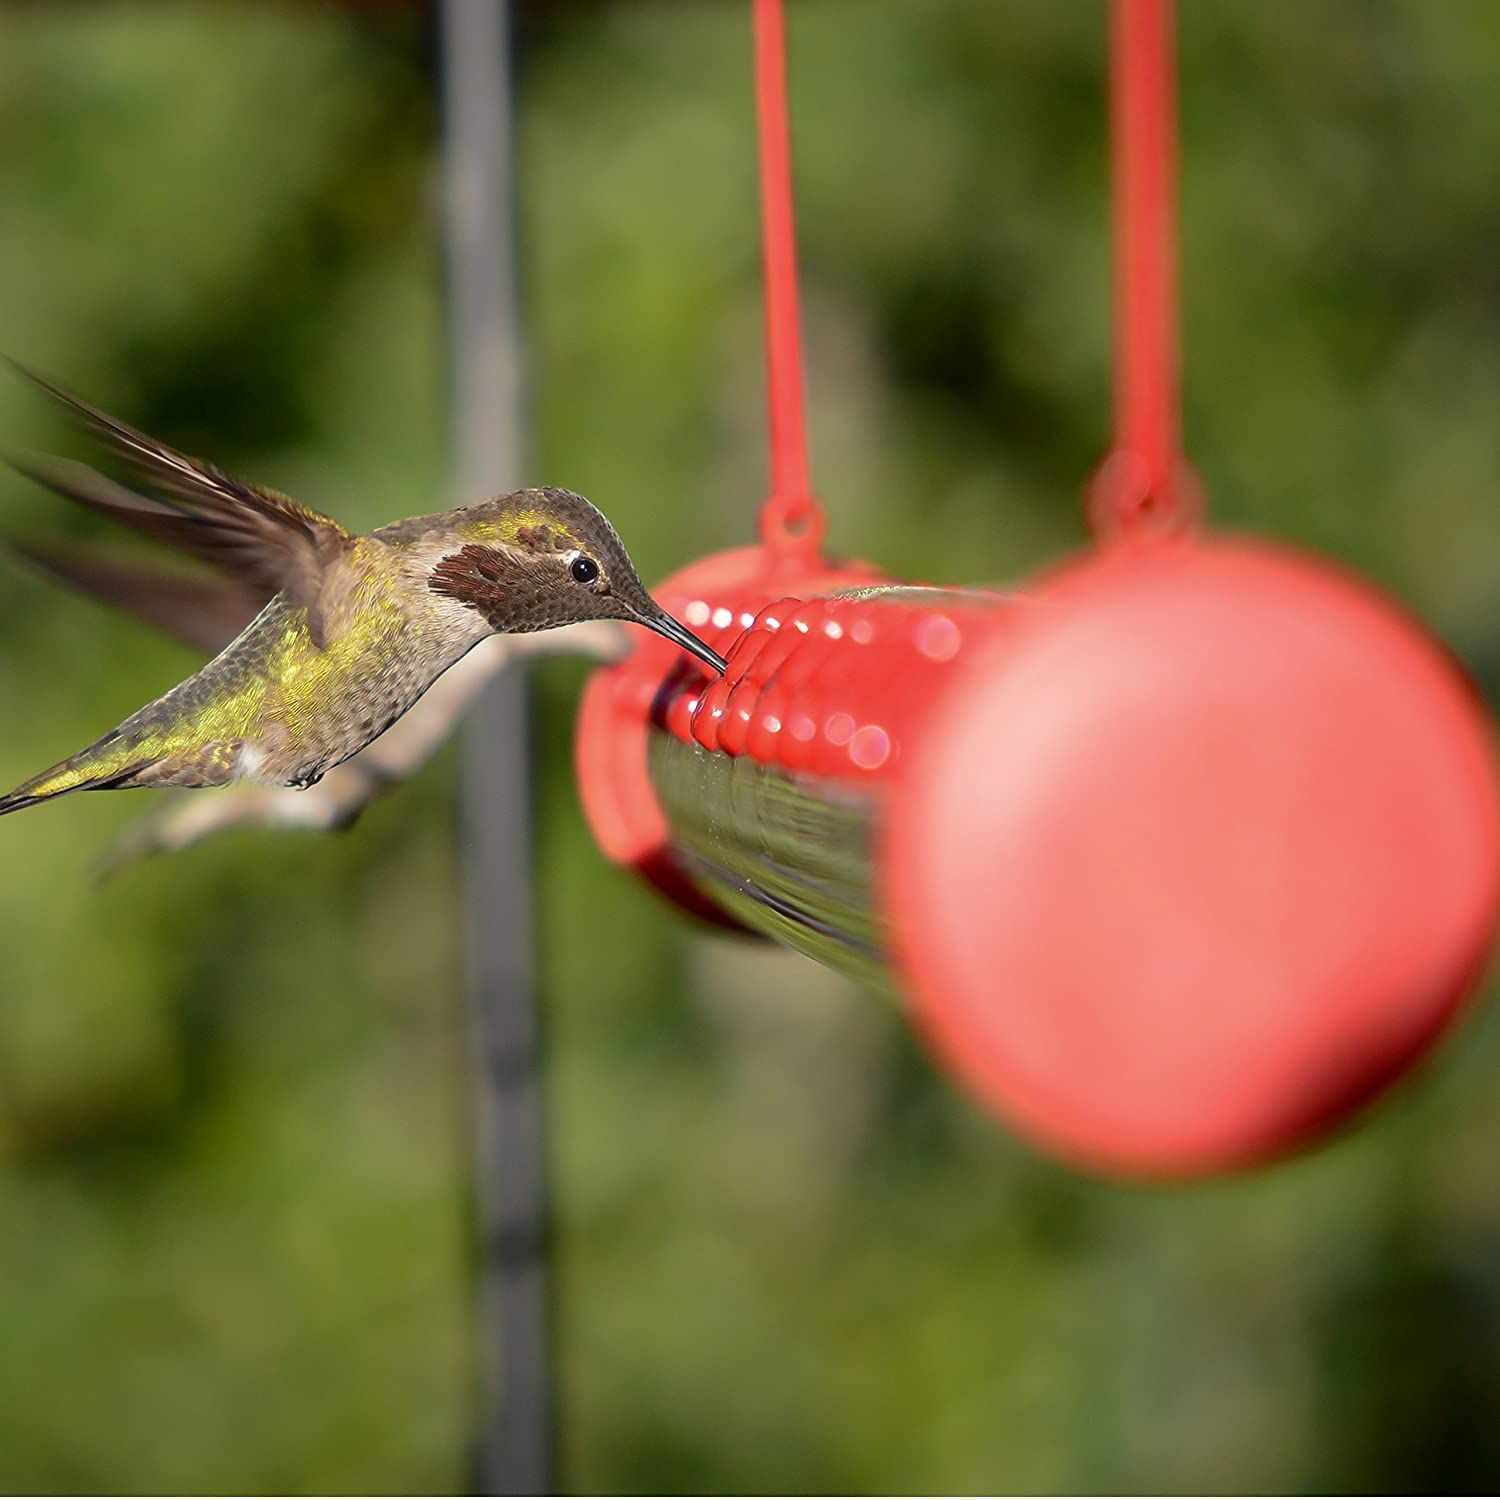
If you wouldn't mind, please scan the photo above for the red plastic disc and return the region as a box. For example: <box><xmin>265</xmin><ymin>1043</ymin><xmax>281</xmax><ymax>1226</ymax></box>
<box><xmin>885</xmin><ymin>539</ymin><xmax>1500</xmax><ymax>1176</ymax></box>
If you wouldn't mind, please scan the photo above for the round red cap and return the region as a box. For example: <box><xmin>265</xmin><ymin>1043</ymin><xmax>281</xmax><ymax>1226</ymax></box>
<box><xmin>885</xmin><ymin>539</ymin><xmax>1500</xmax><ymax>1175</ymax></box>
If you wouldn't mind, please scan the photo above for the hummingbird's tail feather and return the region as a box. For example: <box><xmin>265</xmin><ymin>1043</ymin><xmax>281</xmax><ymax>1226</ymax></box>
<box><xmin>0</xmin><ymin>756</ymin><xmax>164</xmax><ymax>817</ymax></box>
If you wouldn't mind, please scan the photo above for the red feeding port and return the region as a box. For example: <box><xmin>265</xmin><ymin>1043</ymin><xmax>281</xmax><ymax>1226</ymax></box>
<box><xmin>574</xmin><ymin>543</ymin><xmax>884</xmax><ymax>923</ymax></box>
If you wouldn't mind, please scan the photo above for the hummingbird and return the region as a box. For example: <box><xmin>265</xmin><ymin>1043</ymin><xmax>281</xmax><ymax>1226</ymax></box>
<box><xmin>0</xmin><ymin>364</ymin><xmax>725</xmax><ymax>817</ymax></box>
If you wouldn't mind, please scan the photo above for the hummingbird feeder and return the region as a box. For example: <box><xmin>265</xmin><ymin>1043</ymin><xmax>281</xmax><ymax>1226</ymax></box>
<box><xmin>575</xmin><ymin>0</ymin><xmax>1500</xmax><ymax>1176</ymax></box>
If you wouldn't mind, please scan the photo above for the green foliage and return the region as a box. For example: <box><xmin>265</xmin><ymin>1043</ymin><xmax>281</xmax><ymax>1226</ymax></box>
<box><xmin>0</xmin><ymin>0</ymin><xmax>1496</xmax><ymax>1491</ymax></box>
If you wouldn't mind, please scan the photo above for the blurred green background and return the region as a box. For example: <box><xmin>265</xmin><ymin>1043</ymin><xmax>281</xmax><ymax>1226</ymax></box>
<box><xmin>0</xmin><ymin>0</ymin><xmax>1498</xmax><ymax>1491</ymax></box>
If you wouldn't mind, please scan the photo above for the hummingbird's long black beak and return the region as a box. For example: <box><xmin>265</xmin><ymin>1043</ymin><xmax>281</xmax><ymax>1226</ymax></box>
<box><xmin>643</xmin><ymin>610</ymin><xmax>727</xmax><ymax>674</ymax></box>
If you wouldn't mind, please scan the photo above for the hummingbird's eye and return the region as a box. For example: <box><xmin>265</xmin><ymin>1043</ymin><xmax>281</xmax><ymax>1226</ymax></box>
<box><xmin>570</xmin><ymin>555</ymin><xmax>600</xmax><ymax>585</ymax></box>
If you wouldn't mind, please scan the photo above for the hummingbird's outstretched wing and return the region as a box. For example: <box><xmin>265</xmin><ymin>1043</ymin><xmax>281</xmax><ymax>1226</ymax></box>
<box><xmin>5</xmin><ymin>538</ymin><xmax>266</xmax><ymax>656</ymax></box>
<box><xmin>9</xmin><ymin>454</ymin><xmax>225</xmax><ymax>556</ymax></box>
<box><xmin>7</xmin><ymin>360</ymin><xmax>352</xmax><ymax>645</ymax></box>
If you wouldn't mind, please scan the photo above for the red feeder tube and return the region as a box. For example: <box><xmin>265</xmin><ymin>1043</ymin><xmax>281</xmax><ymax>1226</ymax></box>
<box><xmin>574</xmin><ymin>0</ymin><xmax>1500</xmax><ymax>1176</ymax></box>
<box><xmin>577</xmin><ymin>544</ymin><xmax>1500</xmax><ymax>1175</ymax></box>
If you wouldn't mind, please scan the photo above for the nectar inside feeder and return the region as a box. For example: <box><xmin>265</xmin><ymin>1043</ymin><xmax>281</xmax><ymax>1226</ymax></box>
<box><xmin>574</xmin><ymin>0</ymin><xmax>1500</xmax><ymax>1176</ymax></box>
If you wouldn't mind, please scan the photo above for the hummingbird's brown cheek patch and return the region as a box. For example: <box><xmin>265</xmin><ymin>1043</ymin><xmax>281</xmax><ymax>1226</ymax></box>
<box><xmin>429</xmin><ymin>543</ymin><xmax>525</xmax><ymax>618</ymax></box>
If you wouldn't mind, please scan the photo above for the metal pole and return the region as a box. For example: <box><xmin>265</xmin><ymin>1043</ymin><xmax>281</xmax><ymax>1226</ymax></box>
<box><xmin>437</xmin><ymin>1</ymin><xmax>552</xmax><ymax>1492</ymax></box>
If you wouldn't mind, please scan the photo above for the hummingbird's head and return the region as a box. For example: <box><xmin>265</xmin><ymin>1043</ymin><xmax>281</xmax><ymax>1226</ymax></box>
<box><xmin>427</xmin><ymin>487</ymin><xmax>725</xmax><ymax>672</ymax></box>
